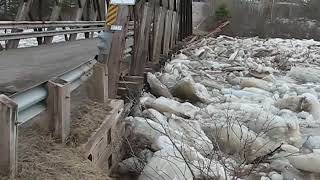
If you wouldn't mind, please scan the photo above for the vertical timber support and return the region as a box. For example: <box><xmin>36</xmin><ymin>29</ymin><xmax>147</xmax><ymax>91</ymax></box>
<box><xmin>162</xmin><ymin>7</ymin><xmax>173</xmax><ymax>55</ymax></box>
<box><xmin>0</xmin><ymin>95</ymin><xmax>18</xmax><ymax>178</ymax></box>
<box><xmin>6</xmin><ymin>0</ymin><xmax>34</xmax><ymax>49</ymax></box>
<box><xmin>87</xmin><ymin>61</ymin><xmax>108</xmax><ymax>103</ymax></box>
<box><xmin>69</xmin><ymin>0</ymin><xmax>88</xmax><ymax>41</ymax></box>
<box><xmin>151</xmin><ymin>6</ymin><xmax>165</xmax><ymax>62</ymax></box>
<box><xmin>44</xmin><ymin>0</ymin><xmax>62</xmax><ymax>44</ymax></box>
<box><xmin>47</xmin><ymin>79</ymin><xmax>71</xmax><ymax>143</ymax></box>
<box><xmin>107</xmin><ymin>6</ymin><xmax>129</xmax><ymax>98</ymax></box>
<box><xmin>129</xmin><ymin>2</ymin><xmax>152</xmax><ymax>76</ymax></box>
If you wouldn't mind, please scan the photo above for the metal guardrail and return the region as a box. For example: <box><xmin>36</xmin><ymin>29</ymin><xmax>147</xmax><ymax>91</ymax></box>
<box><xmin>0</xmin><ymin>27</ymin><xmax>104</xmax><ymax>41</ymax></box>
<box><xmin>10</xmin><ymin>59</ymin><xmax>97</xmax><ymax>125</ymax></box>
<box><xmin>0</xmin><ymin>21</ymin><xmax>105</xmax><ymax>29</ymax></box>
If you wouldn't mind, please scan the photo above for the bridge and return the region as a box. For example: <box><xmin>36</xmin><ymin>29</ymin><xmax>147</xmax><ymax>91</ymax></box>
<box><xmin>0</xmin><ymin>0</ymin><xmax>193</xmax><ymax>178</ymax></box>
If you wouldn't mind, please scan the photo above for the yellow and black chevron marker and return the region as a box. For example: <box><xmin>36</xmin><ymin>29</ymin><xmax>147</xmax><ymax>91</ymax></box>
<box><xmin>106</xmin><ymin>4</ymin><xmax>119</xmax><ymax>25</ymax></box>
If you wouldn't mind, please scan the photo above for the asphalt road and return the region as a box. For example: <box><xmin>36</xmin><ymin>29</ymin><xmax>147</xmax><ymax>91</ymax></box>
<box><xmin>0</xmin><ymin>38</ymin><xmax>99</xmax><ymax>93</ymax></box>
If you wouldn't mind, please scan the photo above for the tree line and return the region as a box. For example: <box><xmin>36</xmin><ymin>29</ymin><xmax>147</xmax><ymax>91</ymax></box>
<box><xmin>0</xmin><ymin>0</ymin><xmax>79</xmax><ymax>20</ymax></box>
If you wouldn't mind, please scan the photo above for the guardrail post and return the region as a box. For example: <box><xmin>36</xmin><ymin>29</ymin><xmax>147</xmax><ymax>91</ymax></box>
<box><xmin>47</xmin><ymin>79</ymin><xmax>71</xmax><ymax>143</ymax></box>
<box><xmin>87</xmin><ymin>61</ymin><xmax>108</xmax><ymax>103</ymax></box>
<box><xmin>0</xmin><ymin>95</ymin><xmax>18</xmax><ymax>178</ymax></box>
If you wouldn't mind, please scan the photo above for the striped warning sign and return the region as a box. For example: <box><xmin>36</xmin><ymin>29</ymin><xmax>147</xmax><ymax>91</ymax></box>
<box><xmin>106</xmin><ymin>4</ymin><xmax>119</xmax><ymax>25</ymax></box>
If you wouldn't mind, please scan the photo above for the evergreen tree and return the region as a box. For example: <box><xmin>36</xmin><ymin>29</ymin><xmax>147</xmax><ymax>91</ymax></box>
<box><xmin>215</xmin><ymin>3</ymin><xmax>231</xmax><ymax>21</ymax></box>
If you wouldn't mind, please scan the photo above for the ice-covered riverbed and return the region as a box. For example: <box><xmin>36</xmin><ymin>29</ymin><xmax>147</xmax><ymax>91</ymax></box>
<box><xmin>119</xmin><ymin>36</ymin><xmax>320</xmax><ymax>180</ymax></box>
<box><xmin>0</xmin><ymin>29</ymin><xmax>98</xmax><ymax>49</ymax></box>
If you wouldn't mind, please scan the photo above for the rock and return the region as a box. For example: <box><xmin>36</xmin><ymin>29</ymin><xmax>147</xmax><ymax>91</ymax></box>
<box><xmin>128</xmin><ymin>117</ymin><xmax>167</xmax><ymax>143</ymax></box>
<box><xmin>168</xmin><ymin>115</ymin><xmax>213</xmax><ymax>156</ymax></box>
<box><xmin>159</xmin><ymin>73</ymin><xmax>178</xmax><ymax>90</ymax></box>
<box><xmin>300</xmin><ymin>93</ymin><xmax>320</xmax><ymax>121</ymax></box>
<box><xmin>146</xmin><ymin>96</ymin><xmax>200</xmax><ymax>119</ymax></box>
<box><xmin>240</xmin><ymin>78</ymin><xmax>272</xmax><ymax>91</ymax></box>
<box><xmin>274</xmin><ymin>96</ymin><xmax>303</xmax><ymax>112</ymax></box>
<box><xmin>138</xmin><ymin>148</ymin><xmax>193</xmax><ymax>180</ymax></box>
<box><xmin>303</xmin><ymin>136</ymin><xmax>320</xmax><ymax>149</ymax></box>
<box><xmin>288</xmin><ymin>153</ymin><xmax>320</xmax><ymax>173</ymax></box>
<box><xmin>142</xmin><ymin>108</ymin><xmax>168</xmax><ymax>125</ymax></box>
<box><xmin>118</xmin><ymin>157</ymin><xmax>145</xmax><ymax>174</ymax></box>
<box><xmin>118</xmin><ymin>150</ymin><xmax>153</xmax><ymax>175</ymax></box>
<box><xmin>147</xmin><ymin>72</ymin><xmax>173</xmax><ymax>98</ymax></box>
<box><xmin>171</xmin><ymin>76</ymin><xmax>212</xmax><ymax>103</ymax></box>
<box><xmin>289</xmin><ymin>67</ymin><xmax>320</xmax><ymax>83</ymax></box>
<box><xmin>203</xmin><ymin>123</ymin><xmax>277</xmax><ymax>162</ymax></box>
<box><xmin>268</xmin><ymin>171</ymin><xmax>283</xmax><ymax>180</ymax></box>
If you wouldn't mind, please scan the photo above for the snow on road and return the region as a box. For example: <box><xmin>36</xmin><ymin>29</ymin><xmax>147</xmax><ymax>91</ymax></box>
<box><xmin>0</xmin><ymin>28</ymin><xmax>98</xmax><ymax>49</ymax></box>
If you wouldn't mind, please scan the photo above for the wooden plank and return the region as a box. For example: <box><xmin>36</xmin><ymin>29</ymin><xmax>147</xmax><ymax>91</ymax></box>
<box><xmin>187</xmin><ymin>0</ymin><xmax>193</xmax><ymax>36</ymax></box>
<box><xmin>44</xmin><ymin>3</ymin><xmax>62</xmax><ymax>44</ymax></box>
<box><xmin>87</xmin><ymin>62</ymin><xmax>108</xmax><ymax>103</ymax></box>
<box><xmin>83</xmin><ymin>99</ymin><xmax>124</xmax><ymax>174</ymax></box>
<box><xmin>169</xmin><ymin>0</ymin><xmax>174</xmax><ymax>10</ymax></box>
<box><xmin>107</xmin><ymin>6</ymin><xmax>129</xmax><ymax>98</ymax></box>
<box><xmin>0</xmin><ymin>95</ymin><xmax>18</xmax><ymax>178</ymax></box>
<box><xmin>47</xmin><ymin>79</ymin><xmax>71</xmax><ymax>143</ymax></box>
<box><xmin>69</xmin><ymin>0</ymin><xmax>88</xmax><ymax>41</ymax></box>
<box><xmin>6</xmin><ymin>0</ymin><xmax>34</xmax><ymax>49</ymax></box>
<box><xmin>129</xmin><ymin>3</ymin><xmax>151</xmax><ymax>76</ymax></box>
<box><xmin>162</xmin><ymin>10</ymin><xmax>173</xmax><ymax>55</ymax></box>
<box><xmin>162</xmin><ymin>0</ymin><xmax>169</xmax><ymax>9</ymax></box>
<box><xmin>143</xmin><ymin>4</ymin><xmax>154</xmax><ymax>65</ymax></box>
<box><xmin>152</xmin><ymin>7</ymin><xmax>165</xmax><ymax>62</ymax></box>
<box><xmin>170</xmin><ymin>11</ymin><xmax>177</xmax><ymax>48</ymax></box>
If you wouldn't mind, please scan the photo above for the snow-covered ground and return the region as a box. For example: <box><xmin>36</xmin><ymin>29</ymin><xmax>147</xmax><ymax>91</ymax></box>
<box><xmin>120</xmin><ymin>36</ymin><xmax>320</xmax><ymax>180</ymax></box>
<box><xmin>0</xmin><ymin>28</ymin><xmax>98</xmax><ymax>49</ymax></box>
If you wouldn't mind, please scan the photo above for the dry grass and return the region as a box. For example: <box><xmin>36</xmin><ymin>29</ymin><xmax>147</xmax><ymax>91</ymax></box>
<box><xmin>0</xmin><ymin>100</ymin><xmax>113</xmax><ymax>180</ymax></box>
<box><xmin>68</xmin><ymin>100</ymin><xmax>112</xmax><ymax>146</ymax></box>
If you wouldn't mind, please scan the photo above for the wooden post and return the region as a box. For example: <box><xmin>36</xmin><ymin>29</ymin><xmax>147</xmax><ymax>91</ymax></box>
<box><xmin>162</xmin><ymin>10</ymin><xmax>173</xmax><ymax>55</ymax></box>
<box><xmin>170</xmin><ymin>11</ymin><xmax>177</xmax><ymax>48</ymax></box>
<box><xmin>44</xmin><ymin>1</ymin><xmax>62</xmax><ymax>44</ymax></box>
<box><xmin>106</xmin><ymin>6</ymin><xmax>129</xmax><ymax>98</ymax></box>
<box><xmin>0</xmin><ymin>95</ymin><xmax>18</xmax><ymax>178</ymax></box>
<box><xmin>69</xmin><ymin>0</ymin><xmax>88</xmax><ymax>41</ymax></box>
<box><xmin>129</xmin><ymin>3</ymin><xmax>152</xmax><ymax>76</ymax></box>
<box><xmin>176</xmin><ymin>0</ymin><xmax>181</xmax><ymax>40</ymax></box>
<box><xmin>152</xmin><ymin>6</ymin><xmax>165</xmax><ymax>62</ymax></box>
<box><xmin>6</xmin><ymin>0</ymin><xmax>34</xmax><ymax>49</ymax></box>
<box><xmin>87</xmin><ymin>62</ymin><xmax>108</xmax><ymax>103</ymax></box>
<box><xmin>47</xmin><ymin>79</ymin><xmax>71</xmax><ymax>143</ymax></box>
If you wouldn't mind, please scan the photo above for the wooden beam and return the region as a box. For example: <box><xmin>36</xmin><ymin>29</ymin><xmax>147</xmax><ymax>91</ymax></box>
<box><xmin>130</xmin><ymin>3</ymin><xmax>152</xmax><ymax>76</ymax></box>
<box><xmin>0</xmin><ymin>95</ymin><xmax>18</xmax><ymax>178</ymax></box>
<box><xmin>47</xmin><ymin>79</ymin><xmax>71</xmax><ymax>143</ymax></box>
<box><xmin>170</xmin><ymin>11</ymin><xmax>177</xmax><ymax>48</ymax></box>
<box><xmin>44</xmin><ymin>1</ymin><xmax>62</xmax><ymax>44</ymax></box>
<box><xmin>107</xmin><ymin>6</ymin><xmax>129</xmax><ymax>98</ymax></box>
<box><xmin>162</xmin><ymin>9</ymin><xmax>173</xmax><ymax>55</ymax></box>
<box><xmin>151</xmin><ymin>6</ymin><xmax>165</xmax><ymax>62</ymax></box>
<box><xmin>87</xmin><ymin>62</ymin><xmax>108</xmax><ymax>103</ymax></box>
<box><xmin>69</xmin><ymin>0</ymin><xmax>88</xmax><ymax>41</ymax></box>
<box><xmin>6</xmin><ymin>0</ymin><xmax>34</xmax><ymax>49</ymax></box>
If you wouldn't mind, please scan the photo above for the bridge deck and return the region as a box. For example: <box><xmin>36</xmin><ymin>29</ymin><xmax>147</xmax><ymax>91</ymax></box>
<box><xmin>0</xmin><ymin>39</ymin><xmax>98</xmax><ymax>93</ymax></box>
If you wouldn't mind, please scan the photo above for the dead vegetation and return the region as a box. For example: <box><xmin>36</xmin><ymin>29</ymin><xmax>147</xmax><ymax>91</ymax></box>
<box><xmin>1</xmin><ymin>100</ymin><xmax>113</xmax><ymax>180</ymax></box>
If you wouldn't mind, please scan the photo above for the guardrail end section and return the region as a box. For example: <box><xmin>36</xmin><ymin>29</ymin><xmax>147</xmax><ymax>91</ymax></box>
<box><xmin>0</xmin><ymin>94</ymin><xmax>18</xmax><ymax>178</ymax></box>
<box><xmin>47</xmin><ymin>79</ymin><xmax>71</xmax><ymax>143</ymax></box>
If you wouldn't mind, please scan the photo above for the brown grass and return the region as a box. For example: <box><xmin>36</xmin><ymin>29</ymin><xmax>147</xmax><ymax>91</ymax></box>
<box><xmin>0</xmin><ymin>100</ymin><xmax>113</xmax><ymax>180</ymax></box>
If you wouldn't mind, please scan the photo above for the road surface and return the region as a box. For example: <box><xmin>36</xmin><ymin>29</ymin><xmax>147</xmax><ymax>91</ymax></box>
<box><xmin>0</xmin><ymin>39</ymin><xmax>98</xmax><ymax>93</ymax></box>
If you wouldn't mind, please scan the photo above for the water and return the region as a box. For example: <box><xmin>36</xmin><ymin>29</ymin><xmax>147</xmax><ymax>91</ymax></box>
<box><xmin>222</xmin><ymin>0</ymin><xmax>320</xmax><ymax>40</ymax></box>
